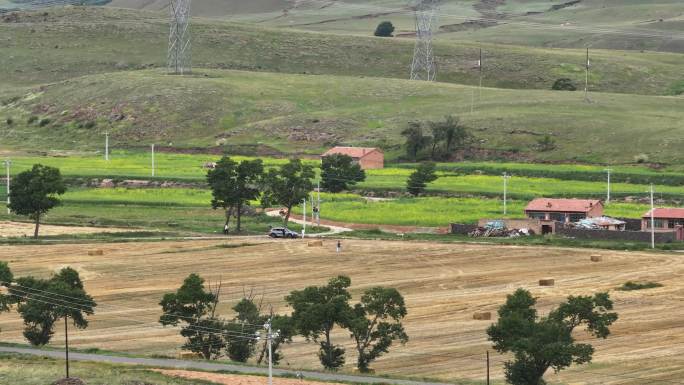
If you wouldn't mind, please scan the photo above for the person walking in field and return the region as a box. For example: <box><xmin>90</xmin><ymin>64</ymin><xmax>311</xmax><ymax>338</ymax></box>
<box><xmin>336</xmin><ymin>240</ymin><xmax>342</xmax><ymax>253</ymax></box>
<box><xmin>223</xmin><ymin>224</ymin><xmax>229</xmax><ymax>235</ymax></box>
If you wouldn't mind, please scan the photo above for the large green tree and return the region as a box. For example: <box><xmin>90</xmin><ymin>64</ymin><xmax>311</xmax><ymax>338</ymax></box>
<box><xmin>346</xmin><ymin>287</ymin><xmax>408</xmax><ymax>372</ymax></box>
<box><xmin>8</xmin><ymin>164</ymin><xmax>66</xmax><ymax>238</ymax></box>
<box><xmin>10</xmin><ymin>267</ymin><xmax>96</xmax><ymax>346</ymax></box>
<box><xmin>374</xmin><ymin>21</ymin><xmax>395</xmax><ymax>37</ymax></box>
<box><xmin>286</xmin><ymin>276</ymin><xmax>352</xmax><ymax>370</ymax></box>
<box><xmin>207</xmin><ymin>157</ymin><xmax>264</xmax><ymax>233</ymax></box>
<box><xmin>0</xmin><ymin>262</ymin><xmax>13</xmax><ymax>334</ymax></box>
<box><xmin>431</xmin><ymin>115</ymin><xmax>468</xmax><ymax>159</ymax></box>
<box><xmin>406</xmin><ymin>162</ymin><xmax>438</xmax><ymax>196</ymax></box>
<box><xmin>225</xmin><ymin>298</ymin><xmax>262</xmax><ymax>362</ymax></box>
<box><xmin>262</xmin><ymin>159</ymin><xmax>315</xmax><ymax>227</ymax></box>
<box><xmin>401</xmin><ymin>122</ymin><xmax>429</xmax><ymax>162</ymax></box>
<box><xmin>487</xmin><ymin>289</ymin><xmax>618</xmax><ymax>385</ymax></box>
<box><xmin>321</xmin><ymin>154</ymin><xmax>366</xmax><ymax>193</ymax></box>
<box><xmin>159</xmin><ymin>274</ymin><xmax>225</xmax><ymax>360</ymax></box>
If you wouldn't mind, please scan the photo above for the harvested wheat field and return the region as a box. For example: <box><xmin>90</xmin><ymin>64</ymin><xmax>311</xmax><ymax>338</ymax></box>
<box><xmin>154</xmin><ymin>369</ymin><xmax>346</xmax><ymax>385</ymax></box>
<box><xmin>0</xmin><ymin>239</ymin><xmax>683</xmax><ymax>384</ymax></box>
<box><xmin>0</xmin><ymin>221</ymin><xmax>138</xmax><ymax>237</ymax></box>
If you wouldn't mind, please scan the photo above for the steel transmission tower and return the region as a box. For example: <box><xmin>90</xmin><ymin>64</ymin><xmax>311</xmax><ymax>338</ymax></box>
<box><xmin>168</xmin><ymin>0</ymin><xmax>192</xmax><ymax>75</ymax></box>
<box><xmin>410</xmin><ymin>0</ymin><xmax>439</xmax><ymax>81</ymax></box>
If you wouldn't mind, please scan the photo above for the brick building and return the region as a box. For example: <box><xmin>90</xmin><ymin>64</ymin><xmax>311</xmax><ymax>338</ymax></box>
<box><xmin>321</xmin><ymin>147</ymin><xmax>384</xmax><ymax>170</ymax></box>
<box><xmin>525</xmin><ymin>198</ymin><xmax>604</xmax><ymax>223</ymax></box>
<box><xmin>642</xmin><ymin>208</ymin><xmax>684</xmax><ymax>232</ymax></box>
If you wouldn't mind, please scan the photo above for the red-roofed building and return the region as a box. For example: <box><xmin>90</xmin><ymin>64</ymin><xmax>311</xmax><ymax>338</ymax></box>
<box><xmin>641</xmin><ymin>208</ymin><xmax>684</xmax><ymax>232</ymax></box>
<box><xmin>525</xmin><ymin>198</ymin><xmax>604</xmax><ymax>224</ymax></box>
<box><xmin>321</xmin><ymin>147</ymin><xmax>384</xmax><ymax>170</ymax></box>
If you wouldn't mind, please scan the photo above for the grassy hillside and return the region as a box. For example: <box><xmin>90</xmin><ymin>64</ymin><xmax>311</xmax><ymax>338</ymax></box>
<box><xmin>101</xmin><ymin>0</ymin><xmax>684</xmax><ymax>53</ymax></box>
<box><xmin>1</xmin><ymin>7</ymin><xmax>684</xmax><ymax>95</ymax></box>
<box><xmin>1</xmin><ymin>68</ymin><xmax>683</xmax><ymax>163</ymax></box>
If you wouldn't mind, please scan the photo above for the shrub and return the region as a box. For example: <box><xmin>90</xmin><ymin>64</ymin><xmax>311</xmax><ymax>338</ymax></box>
<box><xmin>27</xmin><ymin>116</ymin><xmax>38</xmax><ymax>124</ymax></box>
<box><xmin>667</xmin><ymin>80</ymin><xmax>684</xmax><ymax>95</ymax></box>
<box><xmin>39</xmin><ymin>118</ymin><xmax>51</xmax><ymax>127</ymax></box>
<box><xmin>634</xmin><ymin>153</ymin><xmax>649</xmax><ymax>164</ymax></box>
<box><xmin>552</xmin><ymin>78</ymin><xmax>577</xmax><ymax>91</ymax></box>
<box><xmin>536</xmin><ymin>134</ymin><xmax>557</xmax><ymax>152</ymax></box>
<box><xmin>84</xmin><ymin>121</ymin><xmax>96</xmax><ymax>129</ymax></box>
<box><xmin>618</xmin><ymin>281</ymin><xmax>663</xmax><ymax>291</ymax></box>
<box><xmin>5</xmin><ymin>117</ymin><xmax>13</xmax><ymax>125</ymax></box>
<box><xmin>374</xmin><ymin>21</ymin><xmax>395</xmax><ymax>37</ymax></box>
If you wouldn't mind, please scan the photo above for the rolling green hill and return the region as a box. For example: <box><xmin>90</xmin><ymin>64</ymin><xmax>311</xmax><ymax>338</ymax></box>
<box><xmin>1</xmin><ymin>7</ymin><xmax>684</xmax><ymax>96</ymax></box>
<box><xmin>1</xmin><ymin>68</ymin><xmax>682</xmax><ymax>164</ymax></box>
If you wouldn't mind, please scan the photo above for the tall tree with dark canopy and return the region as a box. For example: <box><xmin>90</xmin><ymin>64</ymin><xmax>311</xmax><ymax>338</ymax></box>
<box><xmin>0</xmin><ymin>262</ymin><xmax>13</xmax><ymax>335</ymax></box>
<box><xmin>346</xmin><ymin>287</ymin><xmax>408</xmax><ymax>372</ymax></box>
<box><xmin>401</xmin><ymin>122</ymin><xmax>429</xmax><ymax>162</ymax></box>
<box><xmin>8</xmin><ymin>164</ymin><xmax>66</xmax><ymax>238</ymax></box>
<box><xmin>224</xmin><ymin>297</ymin><xmax>262</xmax><ymax>362</ymax></box>
<box><xmin>159</xmin><ymin>274</ymin><xmax>225</xmax><ymax>360</ymax></box>
<box><xmin>321</xmin><ymin>154</ymin><xmax>366</xmax><ymax>193</ymax></box>
<box><xmin>207</xmin><ymin>157</ymin><xmax>264</xmax><ymax>233</ymax></box>
<box><xmin>10</xmin><ymin>267</ymin><xmax>96</xmax><ymax>346</ymax></box>
<box><xmin>487</xmin><ymin>289</ymin><xmax>618</xmax><ymax>385</ymax></box>
<box><xmin>262</xmin><ymin>159</ymin><xmax>315</xmax><ymax>227</ymax></box>
<box><xmin>406</xmin><ymin>162</ymin><xmax>438</xmax><ymax>196</ymax></box>
<box><xmin>286</xmin><ymin>276</ymin><xmax>352</xmax><ymax>370</ymax></box>
<box><xmin>374</xmin><ymin>21</ymin><xmax>395</xmax><ymax>37</ymax></box>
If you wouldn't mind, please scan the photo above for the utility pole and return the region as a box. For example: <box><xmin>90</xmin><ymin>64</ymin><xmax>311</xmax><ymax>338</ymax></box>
<box><xmin>650</xmin><ymin>184</ymin><xmax>655</xmax><ymax>249</ymax></box>
<box><xmin>503</xmin><ymin>172</ymin><xmax>511</xmax><ymax>216</ymax></box>
<box><xmin>470</xmin><ymin>89</ymin><xmax>475</xmax><ymax>114</ymax></box>
<box><xmin>317</xmin><ymin>179</ymin><xmax>321</xmax><ymax>227</ymax></box>
<box><xmin>65</xmin><ymin>317</ymin><xmax>70</xmax><ymax>379</ymax></box>
<box><xmin>302</xmin><ymin>198</ymin><xmax>307</xmax><ymax>238</ymax></box>
<box><xmin>3</xmin><ymin>159</ymin><xmax>9</xmax><ymax>214</ymax></box>
<box><xmin>262</xmin><ymin>318</ymin><xmax>279</xmax><ymax>385</ymax></box>
<box><xmin>478</xmin><ymin>47</ymin><xmax>483</xmax><ymax>100</ymax></box>
<box><xmin>151</xmin><ymin>144</ymin><xmax>156</xmax><ymax>177</ymax></box>
<box><xmin>604</xmin><ymin>168</ymin><xmax>612</xmax><ymax>203</ymax></box>
<box><xmin>486</xmin><ymin>350</ymin><xmax>490</xmax><ymax>385</ymax></box>
<box><xmin>105</xmin><ymin>132</ymin><xmax>109</xmax><ymax>161</ymax></box>
<box><xmin>584</xmin><ymin>47</ymin><xmax>590</xmax><ymax>102</ymax></box>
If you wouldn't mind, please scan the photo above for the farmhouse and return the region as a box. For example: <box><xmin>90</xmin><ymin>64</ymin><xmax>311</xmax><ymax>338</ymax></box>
<box><xmin>321</xmin><ymin>146</ymin><xmax>384</xmax><ymax>170</ymax></box>
<box><xmin>642</xmin><ymin>208</ymin><xmax>684</xmax><ymax>232</ymax></box>
<box><xmin>525</xmin><ymin>198</ymin><xmax>603</xmax><ymax>223</ymax></box>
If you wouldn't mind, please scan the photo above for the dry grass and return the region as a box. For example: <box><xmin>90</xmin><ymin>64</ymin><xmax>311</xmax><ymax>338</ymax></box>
<box><xmin>0</xmin><ymin>239</ymin><xmax>683</xmax><ymax>384</ymax></box>
<box><xmin>0</xmin><ymin>221</ymin><xmax>138</xmax><ymax>237</ymax></box>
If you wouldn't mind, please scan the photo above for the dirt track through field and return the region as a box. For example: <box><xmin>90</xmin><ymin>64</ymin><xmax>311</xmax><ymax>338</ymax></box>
<box><xmin>0</xmin><ymin>239</ymin><xmax>682</xmax><ymax>384</ymax></box>
<box><xmin>0</xmin><ymin>221</ymin><xmax>139</xmax><ymax>237</ymax></box>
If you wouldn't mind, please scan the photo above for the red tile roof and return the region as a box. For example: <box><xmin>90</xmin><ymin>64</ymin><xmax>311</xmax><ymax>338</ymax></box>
<box><xmin>642</xmin><ymin>208</ymin><xmax>684</xmax><ymax>219</ymax></box>
<box><xmin>525</xmin><ymin>198</ymin><xmax>602</xmax><ymax>213</ymax></box>
<box><xmin>322</xmin><ymin>147</ymin><xmax>382</xmax><ymax>159</ymax></box>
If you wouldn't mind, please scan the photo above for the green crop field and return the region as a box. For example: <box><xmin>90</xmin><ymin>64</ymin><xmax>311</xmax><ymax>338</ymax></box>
<box><xmin>294</xmin><ymin>193</ymin><xmax>649</xmax><ymax>227</ymax></box>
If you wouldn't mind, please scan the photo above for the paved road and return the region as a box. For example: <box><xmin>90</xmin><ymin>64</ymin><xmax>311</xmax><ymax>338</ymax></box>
<box><xmin>0</xmin><ymin>346</ymin><xmax>453</xmax><ymax>385</ymax></box>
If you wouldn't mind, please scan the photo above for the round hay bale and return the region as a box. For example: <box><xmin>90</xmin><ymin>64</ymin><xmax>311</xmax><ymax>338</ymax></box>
<box><xmin>590</xmin><ymin>255</ymin><xmax>602</xmax><ymax>262</ymax></box>
<box><xmin>473</xmin><ymin>311</ymin><xmax>492</xmax><ymax>321</ymax></box>
<box><xmin>51</xmin><ymin>378</ymin><xmax>86</xmax><ymax>385</ymax></box>
<box><xmin>539</xmin><ymin>279</ymin><xmax>555</xmax><ymax>287</ymax></box>
<box><xmin>87</xmin><ymin>249</ymin><xmax>104</xmax><ymax>256</ymax></box>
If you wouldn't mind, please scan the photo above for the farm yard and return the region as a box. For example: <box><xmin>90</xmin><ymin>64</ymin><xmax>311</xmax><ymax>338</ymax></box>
<box><xmin>0</xmin><ymin>239</ymin><xmax>683</xmax><ymax>385</ymax></box>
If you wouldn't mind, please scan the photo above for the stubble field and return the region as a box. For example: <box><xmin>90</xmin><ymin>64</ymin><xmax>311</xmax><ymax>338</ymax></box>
<box><xmin>0</xmin><ymin>238</ymin><xmax>682</xmax><ymax>384</ymax></box>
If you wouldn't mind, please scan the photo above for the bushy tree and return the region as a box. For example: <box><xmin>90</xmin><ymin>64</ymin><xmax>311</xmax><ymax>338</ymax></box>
<box><xmin>10</xmin><ymin>267</ymin><xmax>96</xmax><ymax>346</ymax></box>
<box><xmin>159</xmin><ymin>274</ymin><xmax>225</xmax><ymax>360</ymax></box>
<box><xmin>207</xmin><ymin>157</ymin><xmax>264</xmax><ymax>233</ymax></box>
<box><xmin>552</xmin><ymin>78</ymin><xmax>577</xmax><ymax>91</ymax></box>
<box><xmin>346</xmin><ymin>287</ymin><xmax>408</xmax><ymax>372</ymax></box>
<box><xmin>225</xmin><ymin>297</ymin><xmax>262</xmax><ymax>362</ymax></box>
<box><xmin>487</xmin><ymin>289</ymin><xmax>618</xmax><ymax>385</ymax></box>
<box><xmin>406</xmin><ymin>162</ymin><xmax>438</xmax><ymax>196</ymax></box>
<box><xmin>8</xmin><ymin>164</ymin><xmax>66</xmax><ymax>238</ymax></box>
<box><xmin>286</xmin><ymin>276</ymin><xmax>352</xmax><ymax>370</ymax></box>
<box><xmin>0</xmin><ymin>262</ymin><xmax>13</xmax><ymax>334</ymax></box>
<box><xmin>536</xmin><ymin>135</ymin><xmax>557</xmax><ymax>152</ymax></box>
<box><xmin>374</xmin><ymin>21</ymin><xmax>395</xmax><ymax>37</ymax></box>
<box><xmin>401</xmin><ymin>122</ymin><xmax>429</xmax><ymax>162</ymax></box>
<box><xmin>262</xmin><ymin>159</ymin><xmax>315</xmax><ymax>227</ymax></box>
<box><xmin>321</xmin><ymin>154</ymin><xmax>366</xmax><ymax>193</ymax></box>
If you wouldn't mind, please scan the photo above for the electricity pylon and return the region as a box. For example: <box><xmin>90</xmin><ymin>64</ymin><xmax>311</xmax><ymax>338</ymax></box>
<box><xmin>168</xmin><ymin>0</ymin><xmax>192</xmax><ymax>75</ymax></box>
<box><xmin>410</xmin><ymin>0</ymin><xmax>439</xmax><ymax>81</ymax></box>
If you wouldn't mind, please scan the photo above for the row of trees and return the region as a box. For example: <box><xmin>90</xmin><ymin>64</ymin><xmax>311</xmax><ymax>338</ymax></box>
<box><xmin>160</xmin><ymin>275</ymin><xmax>408</xmax><ymax>373</ymax></box>
<box><xmin>0</xmin><ymin>261</ymin><xmax>96</xmax><ymax>346</ymax></box>
<box><xmin>401</xmin><ymin>116</ymin><xmax>470</xmax><ymax>162</ymax></box>
<box><xmin>207</xmin><ymin>155</ymin><xmax>366</xmax><ymax>231</ymax></box>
